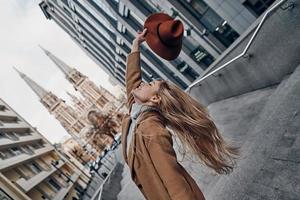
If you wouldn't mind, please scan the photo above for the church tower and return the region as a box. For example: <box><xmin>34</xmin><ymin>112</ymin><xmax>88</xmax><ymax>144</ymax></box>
<box><xmin>14</xmin><ymin>67</ymin><xmax>86</xmax><ymax>141</ymax></box>
<box><xmin>40</xmin><ymin>46</ymin><xmax>117</xmax><ymax>112</ymax></box>
<box><xmin>66</xmin><ymin>91</ymin><xmax>94</xmax><ymax>117</ymax></box>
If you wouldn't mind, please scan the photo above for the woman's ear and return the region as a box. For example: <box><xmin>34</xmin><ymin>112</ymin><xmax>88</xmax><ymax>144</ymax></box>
<box><xmin>150</xmin><ymin>94</ymin><xmax>161</xmax><ymax>105</ymax></box>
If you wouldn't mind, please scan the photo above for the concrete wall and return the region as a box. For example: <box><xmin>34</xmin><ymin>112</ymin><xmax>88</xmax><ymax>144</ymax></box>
<box><xmin>204</xmin><ymin>0</ymin><xmax>256</xmax><ymax>34</ymax></box>
<box><xmin>189</xmin><ymin>0</ymin><xmax>300</xmax><ymax>106</ymax></box>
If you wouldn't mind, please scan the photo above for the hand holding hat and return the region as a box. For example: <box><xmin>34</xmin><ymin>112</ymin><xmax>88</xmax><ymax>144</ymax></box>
<box><xmin>143</xmin><ymin>12</ymin><xmax>184</xmax><ymax>60</ymax></box>
<box><xmin>131</xmin><ymin>28</ymin><xmax>147</xmax><ymax>53</ymax></box>
<box><xmin>133</xmin><ymin>28</ymin><xmax>147</xmax><ymax>45</ymax></box>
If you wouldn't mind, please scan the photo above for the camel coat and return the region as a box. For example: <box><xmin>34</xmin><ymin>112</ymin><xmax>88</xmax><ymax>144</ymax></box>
<box><xmin>120</xmin><ymin>51</ymin><xmax>206</xmax><ymax>200</ymax></box>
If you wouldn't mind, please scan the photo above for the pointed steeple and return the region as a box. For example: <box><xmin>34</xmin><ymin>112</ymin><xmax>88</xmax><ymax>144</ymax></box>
<box><xmin>13</xmin><ymin>66</ymin><xmax>48</xmax><ymax>99</ymax></box>
<box><xmin>39</xmin><ymin>45</ymin><xmax>73</xmax><ymax>75</ymax></box>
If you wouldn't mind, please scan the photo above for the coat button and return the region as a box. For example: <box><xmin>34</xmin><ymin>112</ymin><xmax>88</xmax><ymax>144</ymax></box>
<box><xmin>137</xmin><ymin>184</ymin><xmax>143</xmax><ymax>189</ymax></box>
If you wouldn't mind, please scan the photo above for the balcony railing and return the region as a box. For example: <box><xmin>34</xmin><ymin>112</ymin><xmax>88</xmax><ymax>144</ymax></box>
<box><xmin>16</xmin><ymin>159</ymin><xmax>65</xmax><ymax>192</ymax></box>
<box><xmin>0</xmin><ymin>144</ymin><xmax>54</xmax><ymax>170</ymax></box>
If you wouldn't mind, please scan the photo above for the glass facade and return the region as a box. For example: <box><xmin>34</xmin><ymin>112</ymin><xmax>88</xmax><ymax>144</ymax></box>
<box><xmin>40</xmin><ymin>0</ymin><xmax>272</xmax><ymax>89</ymax></box>
<box><xmin>181</xmin><ymin>0</ymin><xmax>240</xmax><ymax>47</ymax></box>
<box><xmin>243</xmin><ymin>0</ymin><xmax>276</xmax><ymax>17</ymax></box>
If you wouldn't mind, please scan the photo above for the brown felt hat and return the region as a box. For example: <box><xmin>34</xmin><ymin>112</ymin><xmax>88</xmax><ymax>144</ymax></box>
<box><xmin>143</xmin><ymin>13</ymin><xmax>184</xmax><ymax>61</ymax></box>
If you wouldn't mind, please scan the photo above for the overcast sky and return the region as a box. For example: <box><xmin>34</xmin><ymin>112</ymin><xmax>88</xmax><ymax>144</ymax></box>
<box><xmin>0</xmin><ymin>1</ymin><xmax>118</xmax><ymax>143</ymax></box>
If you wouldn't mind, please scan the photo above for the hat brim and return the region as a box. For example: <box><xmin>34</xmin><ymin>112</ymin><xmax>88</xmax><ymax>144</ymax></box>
<box><xmin>144</xmin><ymin>13</ymin><xmax>182</xmax><ymax>61</ymax></box>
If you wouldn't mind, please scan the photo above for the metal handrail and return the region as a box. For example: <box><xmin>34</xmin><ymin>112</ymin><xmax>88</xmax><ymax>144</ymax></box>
<box><xmin>185</xmin><ymin>0</ymin><xmax>289</xmax><ymax>92</ymax></box>
<box><xmin>90</xmin><ymin>152</ymin><xmax>118</xmax><ymax>200</ymax></box>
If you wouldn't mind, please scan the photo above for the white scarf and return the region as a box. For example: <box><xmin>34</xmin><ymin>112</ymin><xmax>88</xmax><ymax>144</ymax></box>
<box><xmin>126</xmin><ymin>102</ymin><xmax>159</xmax><ymax>156</ymax></box>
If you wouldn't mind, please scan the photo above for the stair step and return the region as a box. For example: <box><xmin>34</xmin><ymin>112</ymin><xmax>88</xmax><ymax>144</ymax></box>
<box><xmin>205</xmin><ymin>64</ymin><xmax>300</xmax><ymax>200</ymax></box>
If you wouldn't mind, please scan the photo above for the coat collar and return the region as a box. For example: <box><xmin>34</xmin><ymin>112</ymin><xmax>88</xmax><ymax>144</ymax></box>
<box><xmin>131</xmin><ymin>102</ymin><xmax>160</xmax><ymax>119</ymax></box>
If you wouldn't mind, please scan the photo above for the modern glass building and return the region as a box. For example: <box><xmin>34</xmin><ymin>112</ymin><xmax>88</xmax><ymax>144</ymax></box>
<box><xmin>39</xmin><ymin>0</ymin><xmax>274</xmax><ymax>89</ymax></box>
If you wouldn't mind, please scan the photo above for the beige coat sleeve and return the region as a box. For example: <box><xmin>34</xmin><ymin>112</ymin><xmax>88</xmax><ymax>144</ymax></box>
<box><xmin>141</xmin><ymin>118</ymin><xmax>196</xmax><ymax>200</ymax></box>
<box><xmin>125</xmin><ymin>51</ymin><xmax>142</xmax><ymax>113</ymax></box>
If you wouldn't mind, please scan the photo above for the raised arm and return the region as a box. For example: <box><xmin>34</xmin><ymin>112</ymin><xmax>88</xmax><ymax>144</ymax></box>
<box><xmin>125</xmin><ymin>28</ymin><xmax>147</xmax><ymax>112</ymax></box>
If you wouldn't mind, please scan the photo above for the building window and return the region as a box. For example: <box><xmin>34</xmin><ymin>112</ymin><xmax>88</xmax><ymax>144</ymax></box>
<box><xmin>21</xmin><ymin>145</ymin><xmax>35</xmax><ymax>155</ymax></box>
<box><xmin>0</xmin><ymin>105</ymin><xmax>6</xmax><ymax>111</ymax></box>
<box><xmin>48</xmin><ymin>178</ymin><xmax>61</xmax><ymax>192</ymax></box>
<box><xmin>31</xmin><ymin>141</ymin><xmax>45</xmax><ymax>150</ymax></box>
<box><xmin>182</xmin><ymin>0</ymin><xmax>240</xmax><ymax>47</ymax></box>
<box><xmin>171</xmin><ymin>73</ymin><xmax>188</xmax><ymax>89</ymax></box>
<box><xmin>243</xmin><ymin>0</ymin><xmax>276</xmax><ymax>17</ymax></box>
<box><xmin>116</xmin><ymin>36</ymin><xmax>124</xmax><ymax>45</ymax></box>
<box><xmin>90</xmin><ymin>0</ymin><xmax>117</xmax><ymax>21</ymax></box>
<box><xmin>27</xmin><ymin>162</ymin><xmax>42</xmax><ymax>174</ymax></box>
<box><xmin>15</xmin><ymin>166</ymin><xmax>33</xmax><ymax>180</ymax></box>
<box><xmin>0</xmin><ymin>116</ymin><xmax>20</xmax><ymax>124</ymax></box>
<box><xmin>36</xmin><ymin>186</ymin><xmax>53</xmax><ymax>200</ymax></box>
<box><xmin>214</xmin><ymin>21</ymin><xmax>240</xmax><ymax>46</ymax></box>
<box><xmin>117</xmin><ymin>22</ymin><xmax>126</xmax><ymax>33</ymax></box>
<box><xmin>116</xmin><ymin>48</ymin><xmax>121</xmax><ymax>55</ymax></box>
<box><xmin>11</xmin><ymin>147</ymin><xmax>22</xmax><ymax>156</ymax></box>
<box><xmin>50</xmin><ymin>5</ymin><xmax>55</xmax><ymax>12</ymax></box>
<box><xmin>190</xmin><ymin>46</ymin><xmax>214</xmax><ymax>70</ymax></box>
<box><xmin>0</xmin><ymin>149</ymin><xmax>15</xmax><ymax>160</ymax></box>
<box><xmin>60</xmin><ymin>0</ymin><xmax>69</xmax><ymax>7</ymax></box>
<box><xmin>36</xmin><ymin>158</ymin><xmax>52</xmax><ymax>171</ymax></box>
<box><xmin>7</xmin><ymin>132</ymin><xmax>19</xmax><ymax>141</ymax></box>
<box><xmin>176</xmin><ymin>61</ymin><xmax>199</xmax><ymax>81</ymax></box>
<box><xmin>20</xmin><ymin>129</ymin><xmax>32</xmax><ymax>136</ymax></box>
<box><xmin>128</xmin><ymin>9</ymin><xmax>143</xmax><ymax>26</ymax></box>
<box><xmin>0</xmin><ymin>132</ymin><xmax>7</xmax><ymax>139</ymax></box>
<box><xmin>188</xmin><ymin>0</ymin><xmax>208</xmax><ymax>14</ymax></box>
<box><xmin>118</xmin><ymin>2</ymin><xmax>129</xmax><ymax>17</ymax></box>
<box><xmin>62</xmin><ymin>6</ymin><xmax>72</xmax><ymax>18</ymax></box>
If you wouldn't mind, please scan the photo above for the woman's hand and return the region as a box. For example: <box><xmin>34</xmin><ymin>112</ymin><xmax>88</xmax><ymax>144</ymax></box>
<box><xmin>134</xmin><ymin>28</ymin><xmax>147</xmax><ymax>44</ymax></box>
<box><xmin>131</xmin><ymin>28</ymin><xmax>147</xmax><ymax>53</ymax></box>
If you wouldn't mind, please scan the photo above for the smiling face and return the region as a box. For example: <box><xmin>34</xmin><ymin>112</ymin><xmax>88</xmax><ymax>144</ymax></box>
<box><xmin>132</xmin><ymin>80</ymin><xmax>162</xmax><ymax>105</ymax></box>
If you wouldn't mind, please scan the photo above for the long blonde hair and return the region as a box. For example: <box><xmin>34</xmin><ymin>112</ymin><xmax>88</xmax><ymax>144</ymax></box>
<box><xmin>154</xmin><ymin>80</ymin><xmax>240</xmax><ymax>175</ymax></box>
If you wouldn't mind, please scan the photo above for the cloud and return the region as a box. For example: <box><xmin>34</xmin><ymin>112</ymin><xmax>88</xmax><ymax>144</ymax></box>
<box><xmin>0</xmin><ymin>0</ymin><xmax>117</xmax><ymax>143</ymax></box>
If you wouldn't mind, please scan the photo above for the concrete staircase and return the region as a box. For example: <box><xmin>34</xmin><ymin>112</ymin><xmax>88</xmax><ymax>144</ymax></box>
<box><xmin>187</xmin><ymin>66</ymin><xmax>298</xmax><ymax>199</ymax></box>
<box><xmin>114</xmin><ymin>63</ymin><xmax>300</xmax><ymax>200</ymax></box>
<box><xmin>201</xmin><ymin>64</ymin><xmax>300</xmax><ymax>200</ymax></box>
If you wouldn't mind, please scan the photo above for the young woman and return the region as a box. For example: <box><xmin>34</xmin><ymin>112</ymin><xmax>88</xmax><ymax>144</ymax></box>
<box><xmin>120</xmin><ymin>28</ymin><xmax>240</xmax><ymax>200</ymax></box>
